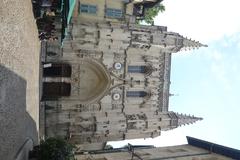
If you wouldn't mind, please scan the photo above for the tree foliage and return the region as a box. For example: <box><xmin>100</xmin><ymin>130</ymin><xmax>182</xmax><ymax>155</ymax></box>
<box><xmin>143</xmin><ymin>3</ymin><xmax>165</xmax><ymax>25</ymax></box>
<box><xmin>30</xmin><ymin>137</ymin><xmax>76</xmax><ymax>160</ymax></box>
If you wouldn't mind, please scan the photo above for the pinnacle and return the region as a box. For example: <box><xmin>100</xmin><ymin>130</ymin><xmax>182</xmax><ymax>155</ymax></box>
<box><xmin>181</xmin><ymin>37</ymin><xmax>208</xmax><ymax>51</ymax></box>
<box><xmin>175</xmin><ymin>113</ymin><xmax>203</xmax><ymax>126</ymax></box>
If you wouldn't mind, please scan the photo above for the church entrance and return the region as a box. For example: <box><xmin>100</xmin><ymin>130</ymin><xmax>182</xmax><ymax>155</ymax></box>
<box><xmin>42</xmin><ymin>63</ymin><xmax>72</xmax><ymax>99</ymax></box>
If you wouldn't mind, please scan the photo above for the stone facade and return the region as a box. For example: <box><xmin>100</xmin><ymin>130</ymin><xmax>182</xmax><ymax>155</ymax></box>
<box><xmin>41</xmin><ymin>0</ymin><xmax>206</xmax><ymax>151</ymax></box>
<box><xmin>74</xmin><ymin>136</ymin><xmax>240</xmax><ymax>160</ymax></box>
<box><xmin>75</xmin><ymin>144</ymin><xmax>232</xmax><ymax>160</ymax></box>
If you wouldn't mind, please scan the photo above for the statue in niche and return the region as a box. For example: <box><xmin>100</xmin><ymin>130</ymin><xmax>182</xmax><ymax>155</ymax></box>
<box><xmin>127</xmin><ymin>122</ymin><xmax>137</xmax><ymax>129</ymax></box>
<box><xmin>137</xmin><ymin>114</ymin><xmax>146</xmax><ymax>120</ymax></box>
<box><xmin>75</xmin><ymin>116</ymin><xmax>95</xmax><ymax>122</ymax></box>
<box><xmin>131</xmin><ymin>43</ymin><xmax>150</xmax><ymax>50</ymax></box>
<box><xmin>126</xmin><ymin>114</ymin><xmax>137</xmax><ymax>120</ymax></box>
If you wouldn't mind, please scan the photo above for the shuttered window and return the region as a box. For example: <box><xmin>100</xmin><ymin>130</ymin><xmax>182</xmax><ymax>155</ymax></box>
<box><xmin>106</xmin><ymin>8</ymin><xmax>122</xmax><ymax>18</ymax></box>
<box><xmin>79</xmin><ymin>4</ymin><xmax>97</xmax><ymax>14</ymax></box>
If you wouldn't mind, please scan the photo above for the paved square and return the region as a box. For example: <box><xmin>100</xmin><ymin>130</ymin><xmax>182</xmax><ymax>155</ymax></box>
<box><xmin>0</xmin><ymin>0</ymin><xmax>40</xmax><ymax>159</ymax></box>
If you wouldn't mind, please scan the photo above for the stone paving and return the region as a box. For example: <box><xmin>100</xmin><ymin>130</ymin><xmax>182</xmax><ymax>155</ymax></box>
<box><xmin>0</xmin><ymin>0</ymin><xmax>40</xmax><ymax>159</ymax></box>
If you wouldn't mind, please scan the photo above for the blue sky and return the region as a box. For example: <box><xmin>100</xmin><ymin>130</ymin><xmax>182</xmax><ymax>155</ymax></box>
<box><xmin>109</xmin><ymin>0</ymin><xmax>240</xmax><ymax>150</ymax></box>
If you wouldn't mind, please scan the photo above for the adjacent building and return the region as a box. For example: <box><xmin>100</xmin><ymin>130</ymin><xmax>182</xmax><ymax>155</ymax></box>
<box><xmin>75</xmin><ymin>137</ymin><xmax>240</xmax><ymax>160</ymax></box>
<box><xmin>40</xmin><ymin>0</ymin><xmax>206</xmax><ymax>150</ymax></box>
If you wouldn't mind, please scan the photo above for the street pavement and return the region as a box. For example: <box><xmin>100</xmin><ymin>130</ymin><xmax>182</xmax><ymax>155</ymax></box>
<box><xmin>0</xmin><ymin>0</ymin><xmax>40</xmax><ymax>159</ymax></box>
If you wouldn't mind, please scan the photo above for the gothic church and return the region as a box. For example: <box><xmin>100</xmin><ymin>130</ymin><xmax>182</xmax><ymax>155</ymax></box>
<box><xmin>41</xmin><ymin>0</ymin><xmax>206</xmax><ymax>151</ymax></box>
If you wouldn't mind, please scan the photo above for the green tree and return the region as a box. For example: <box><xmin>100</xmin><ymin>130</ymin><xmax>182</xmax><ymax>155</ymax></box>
<box><xmin>142</xmin><ymin>3</ymin><xmax>165</xmax><ymax>25</ymax></box>
<box><xmin>29</xmin><ymin>137</ymin><xmax>76</xmax><ymax>160</ymax></box>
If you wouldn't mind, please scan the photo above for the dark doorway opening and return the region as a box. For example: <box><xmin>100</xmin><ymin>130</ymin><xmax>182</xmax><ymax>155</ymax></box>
<box><xmin>43</xmin><ymin>63</ymin><xmax>72</xmax><ymax>77</ymax></box>
<box><xmin>43</xmin><ymin>82</ymin><xmax>71</xmax><ymax>98</ymax></box>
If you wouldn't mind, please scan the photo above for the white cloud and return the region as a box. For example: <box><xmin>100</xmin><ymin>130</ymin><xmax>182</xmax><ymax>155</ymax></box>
<box><xmin>205</xmin><ymin>45</ymin><xmax>240</xmax><ymax>92</ymax></box>
<box><xmin>221</xmin><ymin>33</ymin><xmax>240</xmax><ymax>48</ymax></box>
<box><xmin>110</xmin><ymin>1</ymin><xmax>240</xmax><ymax>149</ymax></box>
<box><xmin>210</xmin><ymin>60</ymin><xmax>231</xmax><ymax>91</ymax></box>
<box><xmin>237</xmin><ymin>41</ymin><xmax>240</xmax><ymax>49</ymax></box>
<box><xmin>155</xmin><ymin>0</ymin><xmax>240</xmax><ymax>43</ymax></box>
<box><xmin>108</xmin><ymin>129</ymin><xmax>187</xmax><ymax>148</ymax></box>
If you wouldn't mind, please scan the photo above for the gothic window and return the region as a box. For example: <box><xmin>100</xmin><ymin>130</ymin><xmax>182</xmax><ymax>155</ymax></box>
<box><xmin>128</xmin><ymin>66</ymin><xmax>146</xmax><ymax>73</ymax></box>
<box><xmin>126</xmin><ymin>91</ymin><xmax>147</xmax><ymax>97</ymax></box>
<box><xmin>79</xmin><ymin>4</ymin><xmax>97</xmax><ymax>14</ymax></box>
<box><xmin>106</xmin><ymin>8</ymin><xmax>123</xmax><ymax>18</ymax></box>
<box><xmin>43</xmin><ymin>63</ymin><xmax>72</xmax><ymax>77</ymax></box>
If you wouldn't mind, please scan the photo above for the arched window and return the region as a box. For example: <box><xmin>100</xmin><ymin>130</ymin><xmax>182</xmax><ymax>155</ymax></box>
<box><xmin>128</xmin><ymin>66</ymin><xmax>146</xmax><ymax>73</ymax></box>
<box><xmin>126</xmin><ymin>91</ymin><xmax>147</xmax><ymax>97</ymax></box>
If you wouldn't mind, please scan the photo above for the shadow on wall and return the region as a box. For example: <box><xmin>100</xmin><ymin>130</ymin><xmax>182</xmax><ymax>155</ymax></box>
<box><xmin>0</xmin><ymin>65</ymin><xmax>38</xmax><ymax>160</ymax></box>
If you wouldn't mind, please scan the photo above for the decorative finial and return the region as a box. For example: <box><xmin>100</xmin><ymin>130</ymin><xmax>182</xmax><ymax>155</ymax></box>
<box><xmin>175</xmin><ymin>112</ymin><xmax>203</xmax><ymax>126</ymax></box>
<box><xmin>180</xmin><ymin>36</ymin><xmax>208</xmax><ymax>51</ymax></box>
<box><xmin>169</xmin><ymin>93</ymin><xmax>179</xmax><ymax>97</ymax></box>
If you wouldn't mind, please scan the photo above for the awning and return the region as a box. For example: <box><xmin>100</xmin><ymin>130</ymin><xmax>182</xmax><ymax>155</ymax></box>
<box><xmin>61</xmin><ymin>0</ymin><xmax>76</xmax><ymax>42</ymax></box>
<box><xmin>67</xmin><ymin>0</ymin><xmax>76</xmax><ymax>24</ymax></box>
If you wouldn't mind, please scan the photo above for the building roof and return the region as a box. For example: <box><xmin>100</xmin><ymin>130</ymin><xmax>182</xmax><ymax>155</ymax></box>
<box><xmin>79</xmin><ymin>144</ymin><xmax>155</xmax><ymax>154</ymax></box>
<box><xmin>187</xmin><ymin>136</ymin><xmax>240</xmax><ymax>159</ymax></box>
<box><xmin>141</xmin><ymin>0</ymin><xmax>164</xmax><ymax>9</ymax></box>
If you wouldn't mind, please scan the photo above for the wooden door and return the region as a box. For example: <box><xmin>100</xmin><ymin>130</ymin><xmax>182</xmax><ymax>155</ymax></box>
<box><xmin>43</xmin><ymin>63</ymin><xmax>72</xmax><ymax>77</ymax></box>
<box><xmin>43</xmin><ymin>82</ymin><xmax>71</xmax><ymax>98</ymax></box>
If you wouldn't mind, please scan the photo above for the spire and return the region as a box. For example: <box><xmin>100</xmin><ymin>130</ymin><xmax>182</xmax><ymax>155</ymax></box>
<box><xmin>181</xmin><ymin>37</ymin><xmax>208</xmax><ymax>51</ymax></box>
<box><xmin>175</xmin><ymin>113</ymin><xmax>203</xmax><ymax>126</ymax></box>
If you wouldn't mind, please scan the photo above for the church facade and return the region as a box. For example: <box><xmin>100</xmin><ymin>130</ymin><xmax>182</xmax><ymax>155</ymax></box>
<box><xmin>41</xmin><ymin>0</ymin><xmax>206</xmax><ymax>151</ymax></box>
